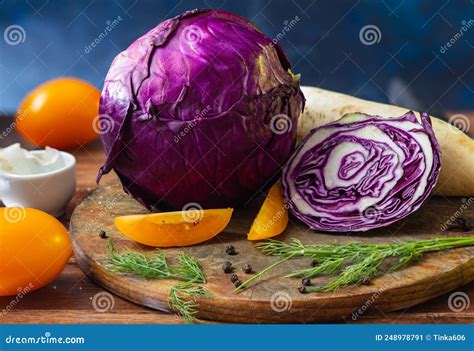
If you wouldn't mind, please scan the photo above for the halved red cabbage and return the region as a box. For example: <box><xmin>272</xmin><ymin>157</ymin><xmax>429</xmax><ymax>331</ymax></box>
<box><xmin>282</xmin><ymin>112</ymin><xmax>441</xmax><ymax>232</ymax></box>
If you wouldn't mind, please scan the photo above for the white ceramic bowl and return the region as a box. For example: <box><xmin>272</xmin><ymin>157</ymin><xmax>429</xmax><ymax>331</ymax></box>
<box><xmin>0</xmin><ymin>151</ymin><xmax>76</xmax><ymax>217</ymax></box>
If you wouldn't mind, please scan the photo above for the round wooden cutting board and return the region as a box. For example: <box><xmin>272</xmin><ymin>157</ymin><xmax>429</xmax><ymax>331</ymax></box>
<box><xmin>70</xmin><ymin>180</ymin><xmax>474</xmax><ymax>323</ymax></box>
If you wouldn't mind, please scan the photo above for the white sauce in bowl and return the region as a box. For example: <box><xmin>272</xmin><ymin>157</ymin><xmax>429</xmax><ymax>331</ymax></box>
<box><xmin>0</xmin><ymin>143</ymin><xmax>65</xmax><ymax>175</ymax></box>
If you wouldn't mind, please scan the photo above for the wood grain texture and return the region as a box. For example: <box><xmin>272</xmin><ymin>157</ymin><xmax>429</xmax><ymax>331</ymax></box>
<box><xmin>2</xmin><ymin>259</ymin><xmax>472</xmax><ymax>324</ymax></box>
<box><xmin>1</xmin><ymin>116</ymin><xmax>473</xmax><ymax>324</ymax></box>
<box><xmin>70</xmin><ymin>180</ymin><xmax>474</xmax><ymax>323</ymax></box>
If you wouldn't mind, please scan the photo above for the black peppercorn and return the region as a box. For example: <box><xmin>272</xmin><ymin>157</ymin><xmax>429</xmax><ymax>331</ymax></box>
<box><xmin>311</xmin><ymin>259</ymin><xmax>318</xmax><ymax>267</ymax></box>
<box><xmin>230</xmin><ymin>273</ymin><xmax>239</xmax><ymax>283</ymax></box>
<box><xmin>225</xmin><ymin>245</ymin><xmax>237</xmax><ymax>255</ymax></box>
<box><xmin>222</xmin><ymin>261</ymin><xmax>233</xmax><ymax>273</ymax></box>
<box><xmin>301</xmin><ymin>278</ymin><xmax>311</xmax><ymax>286</ymax></box>
<box><xmin>298</xmin><ymin>286</ymin><xmax>308</xmax><ymax>294</ymax></box>
<box><xmin>234</xmin><ymin>280</ymin><xmax>242</xmax><ymax>288</ymax></box>
<box><xmin>99</xmin><ymin>230</ymin><xmax>108</xmax><ymax>239</ymax></box>
<box><xmin>242</xmin><ymin>264</ymin><xmax>253</xmax><ymax>274</ymax></box>
<box><xmin>361</xmin><ymin>276</ymin><xmax>371</xmax><ymax>285</ymax></box>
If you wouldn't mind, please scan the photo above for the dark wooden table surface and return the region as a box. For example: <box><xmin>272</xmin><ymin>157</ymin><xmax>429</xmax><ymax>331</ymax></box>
<box><xmin>0</xmin><ymin>115</ymin><xmax>473</xmax><ymax>324</ymax></box>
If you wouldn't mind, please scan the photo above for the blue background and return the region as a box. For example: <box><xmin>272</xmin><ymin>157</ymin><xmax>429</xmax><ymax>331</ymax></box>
<box><xmin>0</xmin><ymin>324</ymin><xmax>473</xmax><ymax>351</ymax></box>
<box><xmin>0</xmin><ymin>0</ymin><xmax>473</xmax><ymax>113</ymax></box>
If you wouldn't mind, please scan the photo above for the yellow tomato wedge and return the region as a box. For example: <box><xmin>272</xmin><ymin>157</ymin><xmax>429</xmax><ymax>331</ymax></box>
<box><xmin>114</xmin><ymin>208</ymin><xmax>233</xmax><ymax>247</ymax></box>
<box><xmin>248</xmin><ymin>182</ymin><xmax>288</xmax><ymax>240</ymax></box>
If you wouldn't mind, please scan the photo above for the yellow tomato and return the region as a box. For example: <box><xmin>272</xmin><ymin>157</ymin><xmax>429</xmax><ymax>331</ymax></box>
<box><xmin>115</xmin><ymin>208</ymin><xmax>234</xmax><ymax>247</ymax></box>
<box><xmin>248</xmin><ymin>182</ymin><xmax>288</xmax><ymax>240</ymax></box>
<box><xmin>16</xmin><ymin>77</ymin><xmax>101</xmax><ymax>149</ymax></box>
<box><xmin>0</xmin><ymin>208</ymin><xmax>72</xmax><ymax>296</ymax></box>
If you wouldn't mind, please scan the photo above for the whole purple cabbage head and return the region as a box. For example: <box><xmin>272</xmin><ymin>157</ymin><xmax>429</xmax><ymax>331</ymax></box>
<box><xmin>282</xmin><ymin>112</ymin><xmax>441</xmax><ymax>232</ymax></box>
<box><xmin>97</xmin><ymin>9</ymin><xmax>305</xmax><ymax>209</ymax></box>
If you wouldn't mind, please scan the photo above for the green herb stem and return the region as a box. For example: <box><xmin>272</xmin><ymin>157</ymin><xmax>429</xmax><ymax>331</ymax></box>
<box><xmin>234</xmin><ymin>254</ymin><xmax>297</xmax><ymax>293</ymax></box>
<box><xmin>237</xmin><ymin>236</ymin><xmax>474</xmax><ymax>293</ymax></box>
<box><xmin>168</xmin><ymin>281</ymin><xmax>208</xmax><ymax>324</ymax></box>
<box><xmin>106</xmin><ymin>240</ymin><xmax>207</xmax><ymax>323</ymax></box>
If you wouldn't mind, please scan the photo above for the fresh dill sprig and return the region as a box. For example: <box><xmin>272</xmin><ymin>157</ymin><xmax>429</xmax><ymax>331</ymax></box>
<box><xmin>235</xmin><ymin>237</ymin><xmax>474</xmax><ymax>293</ymax></box>
<box><xmin>174</xmin><ymin>253</ymin><xmax>206</xmax><ymax>284</ymax></box>
<box><xmin>169</xmin><ymin>282</ymin><xmax>208</xmax><ymax>324</ymax></box>
<box><xmin>107</xmin><ymin>240</ymin><xmax>207</xmax><ymax>322</ymax></box>
<box><xmin>107</xmin><ymin>240</ymin><xmax>206</xmax><ymax>283</ymax></box>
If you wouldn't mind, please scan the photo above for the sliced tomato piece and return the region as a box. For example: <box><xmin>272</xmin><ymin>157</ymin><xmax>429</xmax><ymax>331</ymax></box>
<box><xmin>248</xmin><ymin>182</ymin><xmax>288</xmax><ymax>240</ymax></box>
<box><xmin>114</xmin><ymin>208</ymin><xmax>233</xmax><ymax>247</ymax></box>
